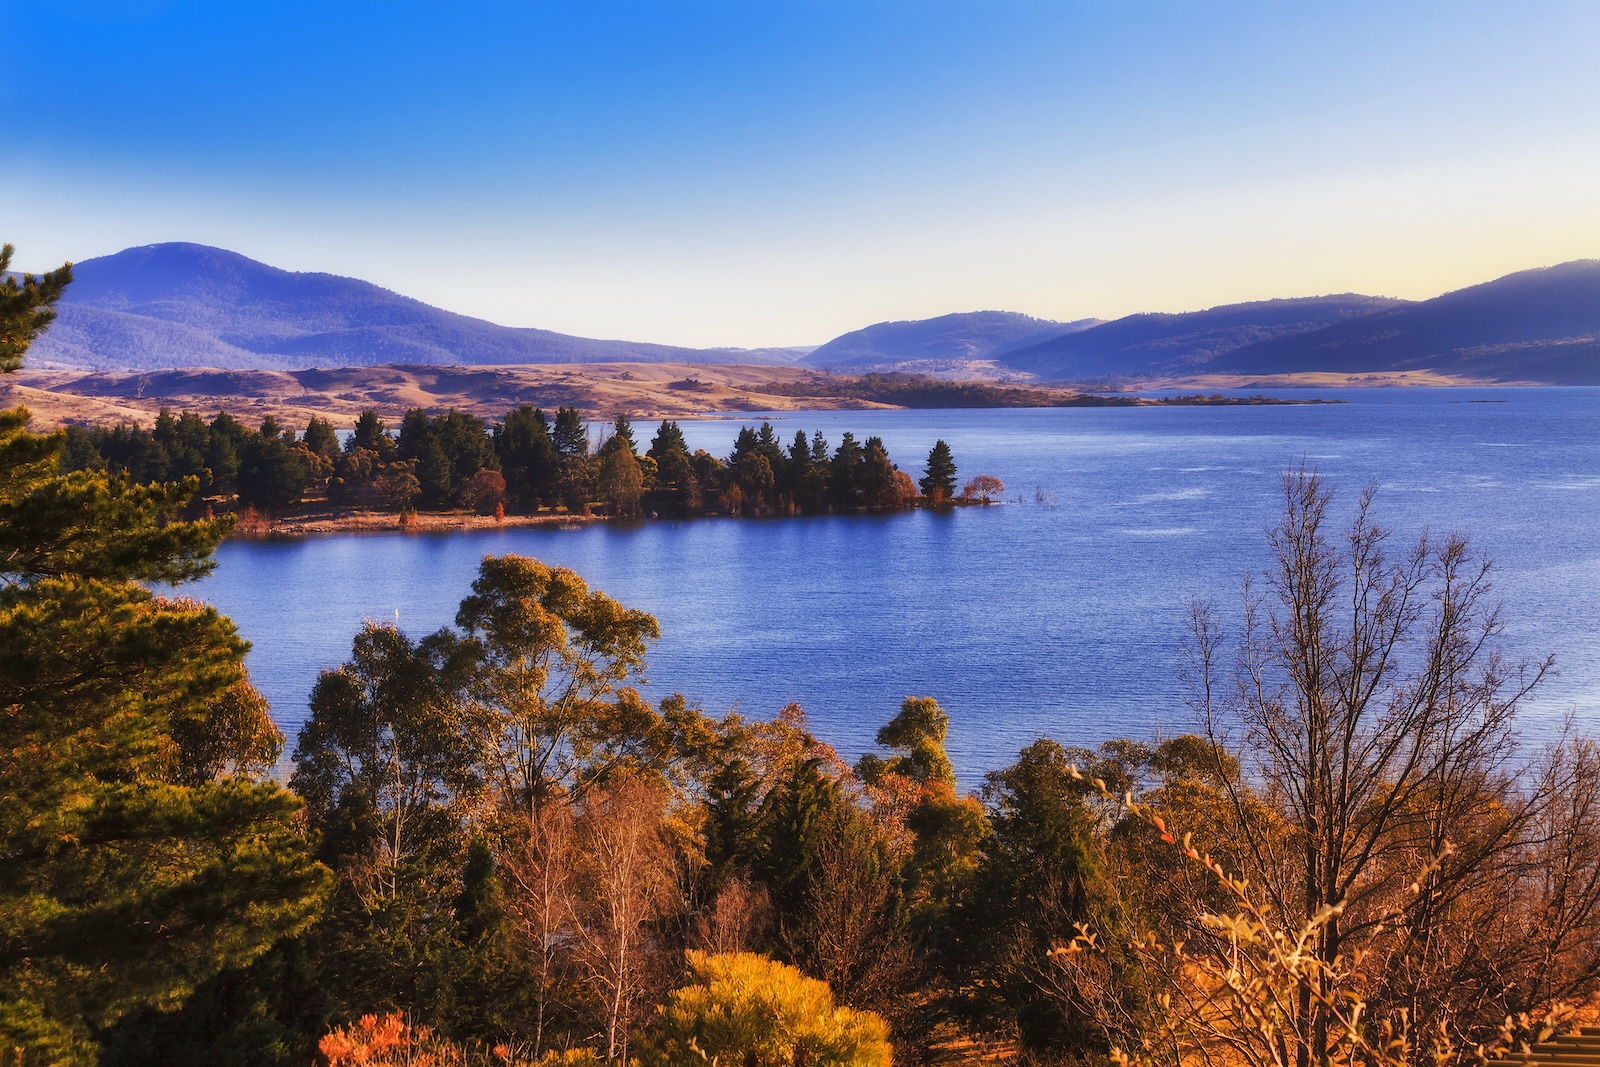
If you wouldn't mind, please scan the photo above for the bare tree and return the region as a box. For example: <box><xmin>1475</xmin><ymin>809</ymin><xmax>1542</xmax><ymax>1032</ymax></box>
<box><xmin>785</xmin><ymin>805</ymin><xmax>916</xmax><ymax>1023</ymax></box>
<box><xmin>1187</xmin><ymin>468</ymin><xmax>1553</xmax><ymax>1065</ymax></box>
<box><xmin>501</xmin><ymin>801</ymin><xmax>580</xmax><ymax>1061</ymax></box>
<box><xmin>689</xmin><ymin>873</ymin><xmax>772</xmax><ymax>956</ymax></box>
<box><xmin>570</xmin><ymin>777</ymin><xmax>682</xmax><ymax>1063</ymax></box>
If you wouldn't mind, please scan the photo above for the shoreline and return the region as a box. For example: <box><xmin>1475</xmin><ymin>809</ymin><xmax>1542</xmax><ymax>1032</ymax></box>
<box><xmin>231</xmin><ymin>509</ymin><xmax>606</xmax><ymax>539</ymax></box>
<box><xmin>228</xmin><ymin>499</ymin><xmax>1001</xmax><ymax>540</ymax></box>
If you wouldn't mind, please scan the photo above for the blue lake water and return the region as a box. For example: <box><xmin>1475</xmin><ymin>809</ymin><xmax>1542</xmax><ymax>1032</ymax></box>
<box><xmin>192</xmin><ymin>388</ymin><xmax>1600</xmax><ymax>786</ymax></box>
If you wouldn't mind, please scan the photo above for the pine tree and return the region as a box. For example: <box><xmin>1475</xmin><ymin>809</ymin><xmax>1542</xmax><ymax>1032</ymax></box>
<box><xmin>0</xmin><ymin>244</ymin><xmax>330</xmax><ymax>1059</ymax></box>
<box><xmin>348</xmin><ymin>409</ymin><xmax>398</xmax><ymax>460</ymax></box>
<box><xmin>609</xmin><ymin>414</ymin><xmax>637</xmax><ymax>453</ymax></box>
<box><xmin>302</xmin><ymin>416</ymin><xmax>339</xmax><ymax>459</ymax></box>
<box><xmin>919</xmin><ymin>440</ymin><xmax>957</xmax><ymax>503</ymax></box>
<box><xmin>495</xmin><ymin>405</ymin><xmax>559</xmax><ymax>510</ymax></box>
<box><xmin>0</xmin><ymin>244</ymin><xmax>73</xmax><ymax>373</ymax></box>
<box><xmin>551</xmin><ymin>407</ymin><xmax>588</xmax><ymax>458</ymax></box>
<box><xmin>647</xmin><ymin>420</ymin><xmax>688</xmax><ymax>462</ymax></box>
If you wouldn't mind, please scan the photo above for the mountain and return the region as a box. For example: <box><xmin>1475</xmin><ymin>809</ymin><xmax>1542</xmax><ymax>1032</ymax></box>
<box><xmin>1000</xmin><ymin>295</ymin><xmax>1407</xmax><ymax>380</ymax></box>
<box><xmin>798</xmin><ymin>311</ymin><xmax>1100</xmax><ymax>372</ymax></box>
<box><xmin>1216</xmin><ymin>261</ymin><xmax>1600</xmax><ymax>384</ymax></box>
<box><xmin>20</xmin><ymin>243</ymin><xmax>811</xmax><ymax>371</ymax></box>
<box><xmin>18</xmin><ymin>244</ymin><xmax>1599</xmax><ymax>384</ymax></box>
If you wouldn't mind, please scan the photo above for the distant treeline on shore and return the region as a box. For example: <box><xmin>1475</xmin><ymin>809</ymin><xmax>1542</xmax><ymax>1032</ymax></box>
<box><xmin>59</xmin><ymin>406</ymin><xmax>988</xmax><ymax>520</ymax></box>
<box><xmin>755</xmin><ymin>371</ymin><xmax>1333</xmax><ymax>407</ymax></box>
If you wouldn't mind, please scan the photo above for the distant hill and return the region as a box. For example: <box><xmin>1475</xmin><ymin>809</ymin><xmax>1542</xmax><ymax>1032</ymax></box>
<box><xmin>1216</xmin><ymin>261</ymin><xmax>1600</xmax><ymax>384</ymax></box>
<box><xmin>21</xmin><ymin>243</ymin><xmax>811</xmax><ymax>371</ymax></box>
<box><xmin>1000</xmin><ymin>295</ymin><xmax>1407</xmax><ymax>380</ymax></box>
<box><xmin>798</xmin><ymin>311</ymin><xmax>1100</xmax><ymax>372</ymax></box>
<box><xmin>17</xmin><ymin>243</ymin><xmax>1599</xmax><ymax>384</ymax></box>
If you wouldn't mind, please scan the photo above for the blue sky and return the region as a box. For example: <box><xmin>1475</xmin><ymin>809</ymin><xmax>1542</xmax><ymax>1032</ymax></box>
<box><xmin>5</xmin><ymin>0</ymin><xmax>1598</xmax><ymax>347</ymax></box>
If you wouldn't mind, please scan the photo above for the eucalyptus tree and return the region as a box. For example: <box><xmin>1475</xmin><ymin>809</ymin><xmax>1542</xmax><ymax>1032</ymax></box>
<box><xmin>293</xmin><ymin>624</ymin><xmax>482</xmax><ymax>901</ymax></box>
<box><xmin>454</xmin><ymin>554</ymin><xmax>674</xmax><ymax>818</ymax></box>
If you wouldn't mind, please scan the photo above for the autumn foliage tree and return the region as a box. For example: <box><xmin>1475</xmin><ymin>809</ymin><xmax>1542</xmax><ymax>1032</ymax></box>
<box><xmin>962</xmin><ymin>473</ymin><xmax>1003</xmax><ymax>502</ymax></box>
<box><xmin>1179</xmin><ymin>468</ymin><xmax>1594</xmax><ymax>1060</ymax></box>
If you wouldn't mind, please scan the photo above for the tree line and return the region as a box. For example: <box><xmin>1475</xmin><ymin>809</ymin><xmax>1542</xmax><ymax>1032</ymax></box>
<box><xmin>59</xmin><ymin>406</ymin><xmax>981</xmax><ymax>519</ymax></box>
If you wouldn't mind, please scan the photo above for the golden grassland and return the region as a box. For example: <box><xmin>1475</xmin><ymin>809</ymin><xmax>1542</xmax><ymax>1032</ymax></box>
<box><xmin>0</xmin><ymin>363</ymin><xmax>895</xmax><ymax>429</ymax></box>
<box><xmin>0</xmin><ymin>361</ymin><xmax>1523</xmax><ymax>431</ymax></box>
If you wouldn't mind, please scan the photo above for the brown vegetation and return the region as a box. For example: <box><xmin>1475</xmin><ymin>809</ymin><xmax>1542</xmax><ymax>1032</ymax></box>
<box><xmin>2</xmin><ymin>362</ymin><xmax>1347</xmax><ymax>432</ymax></box>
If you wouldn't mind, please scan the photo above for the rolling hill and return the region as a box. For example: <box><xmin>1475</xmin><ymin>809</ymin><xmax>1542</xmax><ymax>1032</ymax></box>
<box><xmin>999</xmin><ymin>295</ymin><xmax>1408</xmax><ymax>380</ymax></box>
<box><xmin>21</xmin><ymin>243</ymin><xmax>811</xmax><ymax>371</ymax></box>
<box><xmin>798</xmin><ymin>310</ymin><xmax>1100</xmax><ymax>372</ymax></box>
<box><xmin>1215</xmin><ymin>261</ymin><xmax>1600</xmax><ymax>384</ymax></box>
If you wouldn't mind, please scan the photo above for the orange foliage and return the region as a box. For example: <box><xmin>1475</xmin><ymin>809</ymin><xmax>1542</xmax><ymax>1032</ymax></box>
<box><xmin>318</xmin><ymin>1012</ymin><xmax>463</xmax><ymax>1067</ymax></box>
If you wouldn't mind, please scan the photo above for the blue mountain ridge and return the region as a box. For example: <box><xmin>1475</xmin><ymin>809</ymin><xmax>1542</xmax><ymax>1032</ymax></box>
<box><xmin>16</xmin><ymin>244</ymin><xmax>1600</xmax><ymax>384</ymax></box>
<box><xmin>22</xmin><ymin>243</ymin><xmax>813</xmax><ymax>371</ymax></box>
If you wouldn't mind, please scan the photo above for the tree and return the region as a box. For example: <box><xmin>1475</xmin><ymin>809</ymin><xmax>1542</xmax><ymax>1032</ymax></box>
<box><xmin>501</xmin><ymin>802</ymin><xmax>582</xmax><ymax>1060</ymax></box>
<box><xmin>635</xmin><ymin>952</ymin><xmax>892</xmax><ymax>1067</ymax></box>
<box><xmin>784</xmin><ymin>801</ymin><xmax>915</xmax><ymax>1024</ymax></box>
<box><xmin>0</xmin><ymin>244</ymin><xmax>329</xmax><ymax>1059</ymax></box>
<box><xmin>462</xmin><ymin>468</ymin><xmax>508</xmax><ymax>514</ymax></box>
<box><xmin>302</xmin><ymin>416</ymin><xmax>340</xmax><ymax>460</ymax></box>
<box><xmin>395</xmin><ymin>408</ymin><xmax>433</xmax><ymax>463</ymax></box>
<box><xmin>920</xmin><ymin>440</ymin><xmax>957</xmax><ymax>503</ymax></box>
<box><xmin>293</xmin><ymin>623</ymin><xmax>481</xmax><ymax>902</ymax></box>
<box><xmin>596</xmin><ymin>445</ymin><xmax>644</xmax><ymax>518</ymax></box>
<box><xmin>206</xmin><ymin>412</ymin><xmax>244</xmax><ymax>495</ymax></box>
<box><xmin>552</xmin><ymin>408</ymin><xmax>594</xmax><ymax>509</ymax></box>
<box><xmin>348</xmin><ymin>409</ymin><xmax>397</xmax><ymax>460</ymax></box>
<box><xmin>496</xmin><ymin>405</ymin><xmax>559</xmax><ymax>510</ymax></box>
<box><xmin>647</xmin><ymin>420</ymin><xmax>687</xmax><ymax>464</ymax></box>
<box><xmin>432</xmin><ymin>409</ymin><xmax>499</xmax><ymax>505</ymax></box>
<box><xmin>791</xmin><ymin>431</ymin><xmax>831</xmax><ymax>512</ymax></box>
<box><xmin>452</xmin><ymin>555</ymin><xmax>670</xmax><ymax>818</ymax></box>
<box><xmin>237</xmin><ymin>430</ymin><xmax>313</xmax><ymax>512</ymax></box>
<box><xmin>860</xmin><ymin>437</ymin><xmax>899</xmax><ymax>508</ymax></box>
<box><xmin>953</xmin><ymin>739</ymin><xmax>1119</xmax><ymax>1054</ymax></box>
<box><xmin>962</xmin><ymin>474</ymin><xmax>1003</xmax><ymax>503</ymax></box>
<box><xmin>608</xmin><ymin>414</ymin><xmax>637</xmax><ymax>453</ymax></box>
<box><xmin>830</xmin><ymin>432</ymin><xmax>864</xmax><ymax>509</ymax></box>
<box><xmin>858</xmin><ymin>698</ymin><xmax>987</xmax><ymax>925</ymax></box>
<box><xmin>0</xmin><ymin>244</ymin><xmax>73</xmax><ymax>373</ymax></box>
<box><xmin>552</xmin><ymin>407</ymin><xmax>588</xmax><ymax>459</ymax></box>
<box><xmin>1064</xmin><ymin>770</ymin><xmax>1581</xmax><ymax>1067</ymax></box>
<box><xmin>1182</xmin><ymin>467</ymin><xmax>1574</xmax><ymax>1063</ymax></box>
<box><xmin>570</xmin><ymin>778</ymin><xmax>681</xmax><ymax>1063</ymax></box>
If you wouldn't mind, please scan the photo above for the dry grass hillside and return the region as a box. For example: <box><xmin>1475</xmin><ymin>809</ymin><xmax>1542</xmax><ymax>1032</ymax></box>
<box><xmin>0</xmin><ymin>363</ymin><xmax>900</xmax><ymax>430</ymax></box>
<box><xmin>0</xmin><ymin>361</ymin><xmax>1507</xmax><ymax>431</ymax></box>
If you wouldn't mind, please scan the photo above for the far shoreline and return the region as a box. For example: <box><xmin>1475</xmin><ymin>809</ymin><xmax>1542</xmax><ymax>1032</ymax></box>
<box><xmin>227</xmin><ymin>499</ymin><xmax>1003</xmax><ymax>541</ymax></box>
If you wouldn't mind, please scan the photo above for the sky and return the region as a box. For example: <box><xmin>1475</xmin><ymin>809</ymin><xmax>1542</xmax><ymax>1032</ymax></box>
<box><xmin>4</xmin><ymin>0</ymin><xmax>1598</xmax><ymax>348</ymax></box>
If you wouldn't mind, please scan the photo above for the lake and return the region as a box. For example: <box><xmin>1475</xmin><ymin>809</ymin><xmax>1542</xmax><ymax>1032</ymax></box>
<box><xmin>192</xmin><ymin>388</ymin><xmax>1600</xmax><ymax>786</ymax></box>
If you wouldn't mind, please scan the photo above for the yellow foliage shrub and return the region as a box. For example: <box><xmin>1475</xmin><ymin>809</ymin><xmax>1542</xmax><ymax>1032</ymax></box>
<box><xmin>635</xmin><ymin>951</ymin><xmax>892</xmax><ymax>1067</ymax></box>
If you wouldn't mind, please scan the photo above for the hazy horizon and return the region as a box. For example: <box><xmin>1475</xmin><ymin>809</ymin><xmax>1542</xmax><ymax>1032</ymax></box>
<box><xmin>5</xmin><ymin>1</ymin><xmax>1597</xmax><ymax>349</ymax></box>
